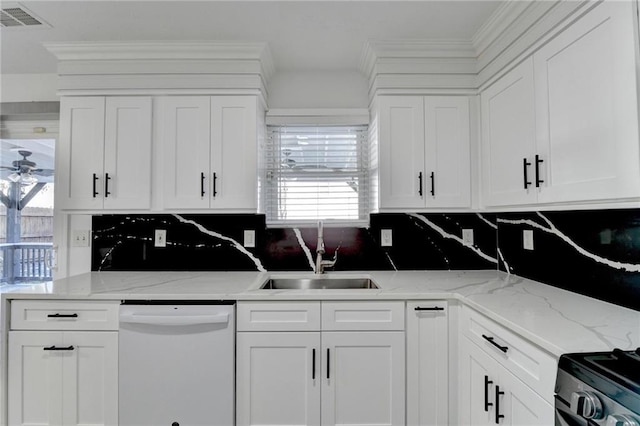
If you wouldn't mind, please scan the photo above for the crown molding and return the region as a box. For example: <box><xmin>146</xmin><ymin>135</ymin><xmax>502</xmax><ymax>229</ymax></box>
<box><xmin>44</xmin><ymin>41</ymin><xmax>276</xmax><ymax>93</ymax></box>
<box><xmin>359</xmin><ymin>39</ymin><xmax>476</xmax><ymax>78</ymax></box>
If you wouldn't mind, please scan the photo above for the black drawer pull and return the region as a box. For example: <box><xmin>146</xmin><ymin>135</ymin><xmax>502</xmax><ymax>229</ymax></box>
<box><xmin>535</xmin><ymin>154</ymin><xmax>544</xmax><ymax>187</ymax></box>
<box><xmin>484</xmin><ymin>375</ymin><xmax>493</xmax><ymax>412</ymax></box>
<box><xmin>212</xmin><ymin>172</ymin><xmax>218</xmax><ymax>197</ymax></box>
<box><xmin>312</xmin><ymin>348</ymin><xmax>316</xmax><ymax>380</ymax></box>
<box><xmin>200</xmin><ymin>172</ymin><xmax>206</xmax><ymax>197</ymax></box>
<box><xmin>414</xmin><ymin>306</ymin><xmax>444</xmax><ymax>311</ymax></box>
<box><xmin>43</xmin><ymin>345</ymin><xmax>74</xmax><ymax>351</ymax></box>
<box><xmin>523</xmin><ymin>158</ymin><xmax>531</xmax><ymax>189</ymax></box>
<box><xmin>47</xmin><ymin>313</ymin><xmax>78</xmax><ymax>318</ymax></box>
<box><xmin>418</xmin><ymin>172</ymin><xmax>423</xmax><ymax>196</ymax></box>
<box><xmin>430</xmin><ymin>171</ymin><xmax>435</xmax><ymax>196</ymax></box>
<box><xmin>495</xmin><ymin>385</ymin><xmax>505</xmax><ymax>423</ymax></box>
<box><xmin>92</xmin><ymin>173</ymin><xmax>99</xmax><ymax>197</ymax></box>
<box><xmin>482</xmin><ymin>334</ymin><xmax>508</xmax><ymax>353</ymax></box>
<box><xmin>105</xmin><ymin>173</ymin><xmax>111</xmax><ymax>197</ymax></box>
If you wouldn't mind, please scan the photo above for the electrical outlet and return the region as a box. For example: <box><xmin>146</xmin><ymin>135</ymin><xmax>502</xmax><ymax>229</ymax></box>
<box><xmin>244</xmin><ymin>230</ymin><xmax>256</xmax><ymax>248</ymax></box>
<box><xmin>381</xmin><ymin>229</ymin><xmax>393</xmax><ymax>247</ymax></box>
<box><xmin>462</xmin><ymin>229</ymin><xmax>474</xmax><ymax>246</ymax></box>
<box><xmin>523</xmin><ymin>230</ymin><xmax>534</xmax><ymax>250</ymax></box>
<box><xmin>72</xmin><ymin>230</ymin><xmax>90</xmax><ymax>247</ymax></box>
<box><xmin>154</xmin><ymin>229</ymin><xmax>167</xmax><ymax>248</ymax></box>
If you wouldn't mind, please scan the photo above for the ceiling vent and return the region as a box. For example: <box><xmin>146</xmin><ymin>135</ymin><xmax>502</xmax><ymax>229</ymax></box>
<box><xmin>1</xmin><ymin>4</ymin><xmax>50</xmax><ymax>28</ymax></box>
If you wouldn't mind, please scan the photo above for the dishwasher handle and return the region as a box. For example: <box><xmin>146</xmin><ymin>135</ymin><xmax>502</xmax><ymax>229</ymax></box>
<box><xmin>119</xmin><ymin>313</ymin><xmax>229</xmax><ymax>326</ymax></box>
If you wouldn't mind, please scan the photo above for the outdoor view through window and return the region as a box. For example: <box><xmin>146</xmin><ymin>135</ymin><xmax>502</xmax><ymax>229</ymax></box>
<box><xmin>0</xmin><ymin>138</ymin><xmax>54</xmax><ymax>287</ymax></box>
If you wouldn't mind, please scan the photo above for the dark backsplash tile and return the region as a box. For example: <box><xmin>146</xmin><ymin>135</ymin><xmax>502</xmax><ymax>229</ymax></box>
<box><xmin>496</xmin><ymin>209</ymin><xmax>640</xmax><ymax>311</ymax></box>
<box><xmin>92</xmin><ymin>209</ymin><xmax>640</xmax><ymax>311</ymax></box>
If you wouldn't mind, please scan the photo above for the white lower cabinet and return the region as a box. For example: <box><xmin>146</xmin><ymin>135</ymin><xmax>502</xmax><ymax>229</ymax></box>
<box><xmin>8</xmin><ymin>331</ymin><xmax>118</xmax><ymax>426</ymax></box>
<box><xmin>458</xmin><ymin>305</ymin><xmax>555</xmax><ymax>426</ymax></box>
<box><xmin>236</xmin><ymin>301</ymin><xmax>405</xmax><ymax>426</ymax></box>
<box><xmin>406</xmin><ymin>301</ymin><xmax>449</xmax><ymax>426</ymax></box>
<box><xmin>236</xmin><ymin>332</ymin><xmax>321</xmax><ymax>426</ymax></box>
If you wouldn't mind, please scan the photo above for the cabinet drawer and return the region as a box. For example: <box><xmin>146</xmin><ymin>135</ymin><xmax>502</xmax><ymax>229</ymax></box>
<box><xmin>10</xmin><ymin>300</ymin><xmax>119</xmax><ymax>331</ymax></box>
<box><xmin>322</xmin><ymin>301</ymin><xmax>405</xmax><ymax>331</ymax></box>
<box><xmin>461</xmin><ymin>306</ymin><xmax>556</xmax><ymax>401</ymax></box>
<box><xmin>237</xmin><ymin>302</ymin><xmax>321</xmax><ymax>331</ymax></box>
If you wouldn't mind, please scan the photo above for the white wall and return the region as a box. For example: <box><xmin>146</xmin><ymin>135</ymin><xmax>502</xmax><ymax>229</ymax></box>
<box><xmin>267</xmin><ymin>70</ymin><xmax>369</xmax><ymax>109</ymax></box>
<box><xmin>0</xmin><ymin>73</ymin><xmax>59</xmax><ymax>102</ymax></box>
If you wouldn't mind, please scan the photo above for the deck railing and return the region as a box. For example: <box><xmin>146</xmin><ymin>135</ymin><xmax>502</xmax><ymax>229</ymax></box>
<box><xmin>0</xmin><ymin>243</ymin><xmax>53</xmax><ymax>283</ymax></box>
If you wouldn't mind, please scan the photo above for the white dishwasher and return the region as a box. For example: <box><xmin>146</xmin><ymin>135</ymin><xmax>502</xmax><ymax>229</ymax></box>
<box><xmin>119</xmin><ymin>301</ymin><xmax>235</xmax><ymax>426</ymax></box>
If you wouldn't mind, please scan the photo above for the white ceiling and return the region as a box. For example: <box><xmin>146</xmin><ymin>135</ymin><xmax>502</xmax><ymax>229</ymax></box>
<box><xmin>1</xmin><ymin>1</ymin><xmax>503</xmax><ymax>75</ymax></box>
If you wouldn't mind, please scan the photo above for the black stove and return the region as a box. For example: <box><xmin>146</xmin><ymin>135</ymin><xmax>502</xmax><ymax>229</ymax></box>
<box><xmin>555</xmin><ymin>348</ymin><xmax>640</xmax><ymax>426</ymax></box>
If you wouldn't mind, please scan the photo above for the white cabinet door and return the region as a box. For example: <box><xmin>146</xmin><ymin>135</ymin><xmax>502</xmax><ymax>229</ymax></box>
<box><xmin>62</xmin><ymin>332</ymin><xmax>118</xmax><ymax>426</ymax></box>
<box><xmin>459</xmin><ymin>336</ymin><xmax>495</xmax><ymax>426</ymax></box>
<box><xmin>406</xmin><ymin>301</ymin><xmax>449</xmax><ymax>426</ymax></box>
<box><xmin>425</xmin><ymin>97</ymin><xmax>471</xmax><ymax>208</ymax></box>
<box><xmin>103</xmin><ymin>97</ymin><xmax>152</xmax><ymax>210</ymax></box>
<box><xmin>210</xmin><ymin>96</ymin><xmax>257</xmax><ymax>210</ymax></box>
<box><xmin>534</xmin><ymin>1</ymin><xmax>640</xmax><ymax>203</ymax></box>
<box><xmin>498</xmin><ymin>369</ymin><xmax>553</xmax><ymax>426</ymax></box>
<box><xmin>321</xmin><ymin>332</ymin><xmax>405</xmax><ymax>426</ymax></box>
<box><xmin>481</xmin><ymin>58</ymin><xmax>538</xmax><ymax>207</ymax></box>
<box><xmin>8</xmin><ymin>331</ymin><xmax>65</xmax><ymax>426</ymax></box>
<box><xmin>58</xmin><ymin>97</ymin><xmax>106</xmax><ymax>210</ymax></box>
<box><xmin>160</xmin><ymin>96</ymin><xmax>211</xmax><ymax>209</ymax></box>
<box><xmin>236</xmin><ymin>332</ymin><xmax>321</xmax><ymax>426</ymax></box>
<box><xmin>8</xmin><ymin>331</ymin><xmax>118</xmax><ymax>426</ymax></box>
<box><xmin>378</xmin><ymin>96</ymin><xmax>426</xmax><ymax>209</ymax></box>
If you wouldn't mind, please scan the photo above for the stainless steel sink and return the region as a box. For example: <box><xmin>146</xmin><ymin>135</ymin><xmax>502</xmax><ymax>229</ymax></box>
<box><xmin>260</xmin><ymin>277</ymin><xmax>379</xmax><ymax>290</ymax></box>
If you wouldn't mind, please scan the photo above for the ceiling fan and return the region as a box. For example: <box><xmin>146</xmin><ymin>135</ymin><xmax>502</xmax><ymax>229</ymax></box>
<box><xmin>1</xmin><ymin>150</ymin><xmax>54</xmax><ymax>185</ymax></box>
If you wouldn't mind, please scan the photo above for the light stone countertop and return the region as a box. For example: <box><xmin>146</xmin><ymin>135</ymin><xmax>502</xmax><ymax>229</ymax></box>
<box><xmin>2</xmin><ymin>270</ymin><xmax>639</xmax><ymax>358</ymax></box>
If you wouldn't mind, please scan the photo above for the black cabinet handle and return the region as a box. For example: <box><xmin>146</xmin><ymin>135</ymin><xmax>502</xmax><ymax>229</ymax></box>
<box><xmin>430</xmin><ymin>171</ymin><xmax>435</xmax><ymax>196</ymax></box>
<box><xmin>312</xmin><ymin>348</ymin><xmax>316</xmax><ymax>380</ymax></box>
<box><xmin>495</xmin><ymin>385</ymin><xmax>505</xmax><ymax>423</ymax></box>
<box><xmin>482</xmin><ymin>334</ymin><xmax>508</xmax><ymax>353</ymax></box>
<box><xmin>47</xmin><ymin>313</ymin><xmax>78</xmax><ymax>318</ymax></box>
<box><xmin>92</xmin><ymin>173</ymin><xmax>99</xmax><ymax>197</ymax></box>
<box><xmin>484</xmin><ymin>375</ymin><xmax>493</xmax><ymax>412</ymax></box>
<box><xmin>523</xmin><ymin>158</ymin><xmax>532</xmax><ymax>189</ymax></box>
<box><xmin>418</xmin><ymin>172</ymin><xmax>423</xmax><ymax>196</ymax></box>
<box><xmin>105</xmin><ymin>173</ymin><xmax>111</xmax><ymax>197</ymax></box>
<box><xmin>327</xmin><ymin>348</ymin><xmax>330</xmax><ymax>379</ymax></box>
<box><xmin>213</xmin><ymin>172</ymin><xmax>218</xmax><ymax>197</ymax></box>
<box><xmin>43</xmin><ymin>345</ymin><xmax>74</xmax><ymax>351</ymax></box>
<box><xmin>414</xmin><ymin>306</ymin><xmax>444</xmax><ymax>311</ymax></box>
<box><xmin>200</xmin><ymin>172</ymin><xmax>206</xmax><ymax>197</ymax></box>
<box><xmin>535</xmin><ymin>155</ymin><xmax>544</xmax><ymax>187</ymax></box>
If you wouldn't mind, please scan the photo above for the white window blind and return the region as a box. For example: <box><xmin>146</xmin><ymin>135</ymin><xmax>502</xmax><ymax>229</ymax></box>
<box><xmin>263</xmin><ymin>125</ymin><xmax>369</xmax><ymax>225</ymax></box>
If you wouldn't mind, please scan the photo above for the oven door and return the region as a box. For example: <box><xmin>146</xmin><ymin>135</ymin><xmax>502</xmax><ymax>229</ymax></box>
<box><xmin>555</xmin><ymin>396</ymin><xmax>588</xmax><ymax>426</ymax></box>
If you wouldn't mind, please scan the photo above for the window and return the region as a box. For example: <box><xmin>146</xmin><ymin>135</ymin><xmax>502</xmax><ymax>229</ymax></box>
<box><xmin>263</xmin><ymin>125</ymin><xmax>369</xmax><ymax>225</ymax></box>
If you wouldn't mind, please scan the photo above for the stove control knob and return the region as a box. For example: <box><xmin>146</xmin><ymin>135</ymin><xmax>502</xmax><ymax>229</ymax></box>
<box><xmin>570</xmin><ymin>391</ymin><xmax>604</xmax><ymax>420</ymax></box>
<box><xmin>606</xmin><ymin>414</ymin><xmax>640</xmax><ymax>426</ymax></box>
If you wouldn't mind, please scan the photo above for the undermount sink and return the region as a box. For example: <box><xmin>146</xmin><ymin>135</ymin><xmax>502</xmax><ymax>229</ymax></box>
<box><xmin>259</xmin><ymin>277</ymin><xmax>379</xmax><ymax>290</ymax></box>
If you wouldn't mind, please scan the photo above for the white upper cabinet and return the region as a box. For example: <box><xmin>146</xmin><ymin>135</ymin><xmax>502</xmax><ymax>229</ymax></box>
<box><xmin>481</xmin><ymin>59</ymin><xmax>538</xmax><ymax>207</ymax></box>
<box><xmin>533</xmin><ymin>1</ymin><xmax>640</xmax><ymax>204</ymax></box>
<box><xmin>378</xmin><ymin>96</ymin><xmax>471</xmax><ymax>210</ymax></box>
<box><xmin>481</xmin><ymin>1</ymin><xmax>640</xmax><ymax>207</ymax></box>
<box><xmin>160</xmin><ymin>95</ymin><xmax>258</xmax><ymax>211</ymax></box>
<box><xmin>58</xmin><ymin>97</ymin><xmax>152</xmax><ymax>210</ymax></box>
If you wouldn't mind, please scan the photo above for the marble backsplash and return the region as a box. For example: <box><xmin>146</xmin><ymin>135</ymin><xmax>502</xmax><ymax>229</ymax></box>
<box><xmin>91</xmin><ymin>209</ymin><xmax>640</xmax><ymax>310</ymax></box>
<box><xmin>91</xmin><ymin>213</ymin><xmax>498</xmax><ymax>273</ymax></box>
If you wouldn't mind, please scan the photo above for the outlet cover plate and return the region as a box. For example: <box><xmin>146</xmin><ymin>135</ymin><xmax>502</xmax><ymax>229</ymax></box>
<box><xmin>72</xmin><ymin>230</ymin><xmax>90</xmax><ymax>247</ymax></box>
<box><xmin>244</xmin><ymin>230</ymin><xmax>256</xmax><ymax>248</ymax></box>
<box><xmin>523</xmin><ymin>230</ymin><xmax>534</xmax><ymax>250</ymax></box>
<box><xmin>462</xmin><ymin>229</ymin><xmax>474</xmax><ymax>245</ymax></box>
<box><xmin>154</xmin><ymin>229</ymin><xmax>167</xmax><ymax>248</ymax></box>
<box><xmin>381</xmin><ymin>229</ymin><xmax>393</xmax><ymax>247</ymax></box>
